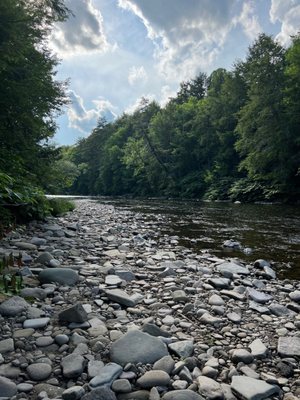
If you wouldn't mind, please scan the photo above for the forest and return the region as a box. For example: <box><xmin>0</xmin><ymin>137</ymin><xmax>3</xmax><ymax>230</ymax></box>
<box><xmin>0</xmin><ymin>0</ymin><xmax>300</xmax><ymax>231</ymax></box>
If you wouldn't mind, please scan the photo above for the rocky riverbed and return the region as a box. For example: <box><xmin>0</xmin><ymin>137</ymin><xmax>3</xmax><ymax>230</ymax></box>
<box><xmin>0</xmin><ymin>199</ymin><xmax>299</xmax><ymax>400</ymax></box>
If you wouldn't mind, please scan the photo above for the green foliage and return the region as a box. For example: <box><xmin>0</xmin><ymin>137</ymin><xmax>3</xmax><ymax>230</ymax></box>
<box><xmin>48</xmin><ymin>198</ymin><xmax>76</xmax><ymax>216</ymax></box>
<box><xmin>0</xmin><ymin>253</ymin><xmax>23</xmax><ymax>295</ymax></box>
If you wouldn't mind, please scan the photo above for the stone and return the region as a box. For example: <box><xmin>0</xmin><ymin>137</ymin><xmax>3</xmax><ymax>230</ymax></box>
<box><xmin>216</xmin><ymin>262</ymin><xmax>250</xmax><ymax>275</ymax></box>
<box><xmin>13</xmin><ymin>328</ymin><xmax>35</xmax><ymax>338</ymax></box>
<box><xmin>55</xmin><ymin>334</ymin><xmax>70</xmax><ymax>345</ymax></box>
<box><xmin>33</xmin><ymin>383</ymin><xmax>64</xmax><ymax>399</ymax></box>
<box><xmin>105</xmin><ymin>275</ymin><xmax>123</xmax><ymax>285</ymax></box>
<box><xmin>35</xmin><ymin>252</ymin><xmax>53</xmax><ymax>265</ymax></box>
<box><xmin>89</xmin><ymin>362</ymin><xmax>122</xmax><ymax>388</ymax></box>
<box><xmin>277</xmin><ymin>337</ymin><xmax>300</xmax><ymax>357</ymax></box>
<box><xmin>232</xmin><ymin>349</ymin><xmax>254</xmax><ymax>364</ymax></box>
<box><xmin>115</xmin><ymin>269</ymin><xmax>135</xmax><ymax>281</ymax></box>
<box><xmin>15</xmin><ymin>242</ymin><xmax>37</xmax><ymax>251</ymax></box>
<box><xmin>61</xmin><ymin>354</ymin><xmax>85</xmax><ymax>378</ymax></box>
<box><xmin>88</xmin><ymin>360</ymin><xmax>105</xmax><ymax>378</ymax></box>
<box><xmin>249</xmin><ymin>301</ymin><xmax>270</xmax><ymax>314</ymax></box>
<box><xmin>20</xmin><ymin>287</ymin><xmax>47</xmax><ymax>300</ymax></box>
<box><xmin>254</xmin><ymin>259</ymin><xmax>270</xmax><ymax>268</ymax></box>
<box><xmin>199</xmin><ymin>313</ymin><xmax>222</xmax><ymax>325</ymax></box>
<box><xmin>231</xmin><ymin>376</ymin><xmax>279</xmax><ymax>400</ymax></box>
<box><xmin>172</xmin><ymin>290</ymin><xmax>189</xmax><ymax>302</ymax></box>
<box><xmin>208</xmin><ymin>294</ymin><xmax>225</xmax><ymax>306</ymax></box>
<box><xmin>59</xmin><ymin>304</ymin><xmax>88</xmax><ymax>323</ymax></box>
<box><xmin>137</xmin><ymin>370</ymin><xmax>170</xmax><ymax>388</ymax></box>
<box><xmin>227</xmin><ymin>312</ymin><xmax>241</xmax><ymax>323</ymax></box>
<box><xmin>289</xmin><ymin>290</ymin><xmax>300</xmax><ymax>303</ymax></box>
<box><xmin>23</xmin><ymin>317</ymin><xmax>50</xmax><ymax>329</ymax></box>
<box><xmin>269</xmin><ymin>303</ymin><xmax>292</xmax><ymax>317</ymax></box>
<box><xmin>27</xmin><ymin>363</ymin><xmax>52</xmax><ymax>381</ymax></box>
<box><xmin>0</xmin><ymin>376</ymin><xmax>17</xmax><ymax>397</ymax></box>
<box><xmin>39</xmin><ymin>268</ymin><xmax>79</xmax><ymax>285</ymax></box>
<box><xmin>247</xmin><ymin>288</ymin><xmax>273</xmax><ymax>304</ymax></box>
<box><xmin>36</xmin><ymin>336</ymin><xmax>54</xmax><ymax>347</ymax></box>
<box><xmin>30</xmin><ymin>237</ymin><xmax>47</xmax><ymax>246</ymax></box>
<box><xmin>142</xmin><ymin>323</ymin><xmax>171</xmax><ymax>338</ymax></box>
<box><xmin>110</xmin><ymin>330</ymin><xmax>168</xmax><ymax>366</ymax></box>
<box><xmin>162</xmin><ymin>390</ymin><xmax>204</xmax><ymax>400</ymax></box>
<box><xmin>0</xmin><ymin>296</ymin><xmax>29</xmax><ymax>316</ymax></box>
<box><xmin>112</xmin><ymin>379</ymin><xmax>132</xmax><ymax>393</ymax></box>
<box><xmin>62</xmin><ymin>386</ymin><xmax>85</xmax><ymax>400</ymax></box>
<box><xmin>81</xmin><ymin>387</ymin><xmax>117</xmax><ymax>400</ymax></box>
<box><xmin>197</xmin><ymin>376</ymin><xmax>223</xmax><ymax>399</ymax></box>
<box><xmin>208</xmin><ymin>278</ymin><xmax>231</xmax><ymax>289</ymax></box>
<box><xmin>168</xmin><ymin>340</ymin><xmax>194</xmax><ymax>358</ymax></box>
<box><xmin>153</xmin><ymin>356</ymin><xmax>175</xmax><ymax>374</ymax></box>
<box><xmin>249</xmin><ymin>339</ymin><xmax>267</xmax><ymax>359</ymax></box>
<box><xmin>106</xmin><ymin>289</ymin><xmax>138</xmax><ymax>307</ymax></box>
<box><xmin>17</xmin><ymin>382</ymin><xmax>33</xmax><ymax>393</ymax></box>
<box><xmin>0</xmin><ymin>338</ymin><xmax>14</xmax><ymax>353</ymax></box>
<box><xmin>262</xmin><ymin>266</ymin><xmax>276</xmax><ymax>279</ymax></box>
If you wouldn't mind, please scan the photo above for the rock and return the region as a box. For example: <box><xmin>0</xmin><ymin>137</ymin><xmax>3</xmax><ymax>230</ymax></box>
<box><xmin>61</xmin><ymin>354</ymin><xmax>85</xmax><ymax>378</ymax></box>
<box><xmin>36</xmin><ymin>336</ymin><xmax>54</xmax><ymax>347</ymax></box>
<box><xmin>269</xmin><ymin>303</ymin><xmax>292</xmax><ymax>317</ymax></box>
<box><xmin>110</xmin><ymin>330</ymin><xmax>168</xmax><ymax>366</ymax></box>
<box><xmin>289</xmin><ymin>290</ymin><xmax>300</xmax><ymax>303</ymax></box>
<box><xmin>208</xmin><ymin>294</ymin><xmax>225</xmax><ymax>306</ymax></box>
<box><xmin>105</xmin><ymin>275</ymin><xmax>123</xmax><ymax>286</ymax></box>
<box><xmin>232</xmin><ymin>349</ymin><xmax>254</xmax><ymax>364</ymax></box>
<box><xmin>13</xmin><ymin>328</ymin><xmax>35</xmax><ymax>338</ymax></box>
<box><xmin>117</xmin><ymin>390</ymin><xmax>150</xmax><ymax>400</ymax></box>
<box><xmin>153</xmin><ymin>356</ymin><xmax>175</xmax><ymax>374</ymax></box>
<box><xmin>33</xmin><ymin>383</ymin><xmax>64</xmax><ymax>399</ymax></box>
<box><xmin>39</xmin><ymin>268</ymin><xmax>79</xmax><ymax>285</ymax></box>
<box><xmin>197</xmin><ymin>376</ymin><xmax>224</xmax><ymax>399</ymax></box>
<box><xmin>106</xmin><ymin>289</ymin><xmax>138</xmax><ymax>307</ymax></box>
<box><xmin>254</xmin><ymin>259</ymin><xmax>270</xmax><ymax>269</ymax></box>
<box><xmin>0</xmin><ymin>338</ymin><xmax>14</xmax><ymax>353</ymax></box>
<box><xmin>112</xmin><ymin>379</ymin><xmax>132</xmax><ymax>393</ymax></box>
<box><xmin>249</xmin><ymin>301</ymin><xmax>270</xmax><ymax>314</ymax></box>
<box><xmin>30</xmin><ymin>237</ymin><xmax>47</xmax><ymax>246</ymax></box>
<box><xmin>199</xmin><ymin>313</ymin><xmax>222</xmax><ymax>325</ymax></box>
<box><xmin>0</xmin><ymin>296</ymin><xmax>29</xmax><ymax>316</ymax></box>
<box><xmin>172</xmin><ymin>290</ymin><xmax>189</xmax><ymax>302</ymax></box>
<box><xmin>35</xmin><ymin>251</ymin><xmax>53</xmax><ymax>265</ymax></box>
<box><xmin>62</xmin><ymin>386</ymin><xmax>85</xmax><ymax>400</ymax></box>
<box><xmin>59</xmin><ymin>304</ymin><xmax>88</xmax><ymax>323</ymax></box>
<box><xmin>55</xmin><ymin>334</ymin><xmax>70</xmax><ymax>345</ymax></box>
<box><xmin>227</xmin><ymin>312</ymin><xmax>241</xmax><ymax>323</ymax></box>
<box><xmin>27</xmin><ymin>363</ymin><xmax>52</xmax><ymax>381</ymax></box>
<box><xmin>17</xmin><ymin>382</ymin><xmax>33</xmax><ymax>393</ymax></box>
<box><xmin>231</xmin><ymin>376</ymin><xmax>279</xmax><ymax>400</ymax></box>
<box><xmin>115</xmin><ymin>269</ymin><xmax>135</xmax><ymax>281</ymax></box>
<box><xmin>15</xmin><ymin>242</ymin><xmax>37</xmax><ymax>251</ymax></box>
<box><xmin>277</xmin><ymin>337</ymin><xmax>300</xmax><ymax>357</ymax></box>
<box><xmin>223</xmin><ymin>240</ymin><xmax>241</xmax><ymax>249</ymax></box>
<box><xmin>162</xmin><ymin>390</ymin><xmax>204</xmax><ymax>400</ymax></box>
<box><xmin>81</xmin><ymin>387</ymin><xmax>117</xmax><ymax>400</ymax></box>
<box><xmin>262</xmin><ymin>266</ymin><xmax>276</xmax><ymax>279</ymax></box>
<box><xmin>249</xmin><ymin>339</ymin><xmax>267</xmax><ymax>359</ymax></box>
<box><xmin>142</xmin><ymin>323</ymin><xmax>171</xmax><ymax>338</ymax></box>
<box><xmin>247</xmin><ymin>288</ymin><xmax>273</xmax><ymax>304</ymax></box>
<box><xmin>276</xmin><ymin>361</ymin><xmax>294</xmax><ymax>378</ymax></box>
<box><xmin>89</xmin><ymin>362</ymin><xmax>122</xmax><ymax>388</ymax></box>
<box><xmin>216</xmin><ymin>262</ymin><xmax>249</xmax><ymax>275</ymax></box>
<box><xmin>23</xmin><ymin>317</ymin><xmax>50</xmax><ymax>329</ymax></box>
<box><xmin>168</xmin><ymin>340</ymin><xmax>194</xmax><ymax>358</ymax></box>
<box><xmin>137</xmin><ymin>370</ymin><xmax>171</xmax><ymax>388</ymax></box>
<box><xmin>88</xmin><ymin>360</ymin><xmax>105</xmax><ymax>378</ymax></box>
<box><xmin>0</xmin><ymin>376</ymin><xmax>17</xmax><ymax>397</ymax></box>
<box><xmin>208</xmin><ymin>278</ymin><xmax>231</xmax><ymax>289</ymax></box>
<box><xmin>20</xmin><ymin>287</ymin><xmax>47</xmax><ymax>300</ymax></box>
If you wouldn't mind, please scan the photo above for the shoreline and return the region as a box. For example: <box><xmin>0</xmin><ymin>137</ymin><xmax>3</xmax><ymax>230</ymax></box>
<box><xmin>0</xmin><ymin>199</ymin><xmax>299</xmax><ymax>400</ymax></box>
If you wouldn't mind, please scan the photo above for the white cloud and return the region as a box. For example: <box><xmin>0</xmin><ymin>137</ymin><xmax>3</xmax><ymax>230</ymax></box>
<box><xmin>128</xmin><ymin>66</ymin><xmax>148</xmax><ymax>85</ymax></box>
<box><xmin>237</xmin><ymin>1</ymin><xmax>262</xmax><ymax>40</ymax></box>
<box><xmin>51</xmin><ymin>0</ymin><xmax>110</xmax><ymax>56</ymax></box>
<box><xmin>270</xmin><ymin>0</ymin><xmax>300</xmax><ymax>45</ymax></box>
<box><xmin>125</xmin><ymin>94</ymin><xmax>156</xmax><ymax>114</ymax></box>
<box><xmin>67</xmin><ymin>90</ymin><xmax>117</xmax><ymax>133</ymax></box>
<box><xmin>118</xmin><ymin>0</ymin><xmax>240</xmax><ymax>82</ymax></box>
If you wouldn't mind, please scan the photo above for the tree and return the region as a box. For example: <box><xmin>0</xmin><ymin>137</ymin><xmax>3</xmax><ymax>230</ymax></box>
<box><xmin>0</xmin><ymin>0</ymin><xmax>69</xmax><ymax>183</ymax></box>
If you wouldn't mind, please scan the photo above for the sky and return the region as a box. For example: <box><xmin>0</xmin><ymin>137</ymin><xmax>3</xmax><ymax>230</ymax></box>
<box><xmin>49</xmin><ymin>0</ymin><xmax>300</xmax><ymax>145</ymax></box>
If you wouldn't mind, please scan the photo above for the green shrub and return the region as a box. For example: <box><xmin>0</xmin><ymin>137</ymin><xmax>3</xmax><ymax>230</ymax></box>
<box><xmin>48</xmin><ymin>198</ymin><xmax>76</xmax><ymax>216</ymax></box>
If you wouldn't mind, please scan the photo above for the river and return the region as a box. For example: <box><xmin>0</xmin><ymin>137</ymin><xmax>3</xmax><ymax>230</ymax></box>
<box><xmin>94</xmin><ymin>198</ymin><xmax>300</xmax><ymax>280</ymax></box>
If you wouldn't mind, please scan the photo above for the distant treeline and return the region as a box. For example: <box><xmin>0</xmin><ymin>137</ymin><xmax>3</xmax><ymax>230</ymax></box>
<box><xmin>64</xmin><ymin>34</ymin><xmax>300</xmax><ymax>202</ymax></box>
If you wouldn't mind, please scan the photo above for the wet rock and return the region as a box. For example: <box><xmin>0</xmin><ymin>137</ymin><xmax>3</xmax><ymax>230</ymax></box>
<box><xmin>110</xmin><ymin>330</ymin><xmax>168</xmax><ymax>366</ymax></box>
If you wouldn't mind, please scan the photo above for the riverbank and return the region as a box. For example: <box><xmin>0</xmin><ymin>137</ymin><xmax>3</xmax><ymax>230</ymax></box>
<box><xmin>0</xmin><ymin>199</ymin><xmax>299</xmax><ymax>400</ymax></box>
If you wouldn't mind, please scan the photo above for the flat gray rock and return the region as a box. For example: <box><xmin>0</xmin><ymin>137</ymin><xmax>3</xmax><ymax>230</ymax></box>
<box><xmin>89</xmin><ymin>362</ymin><xmax>122</xmax><ymax>388</ymax></box>
<box><xmin>197</xmin><ymin>376</ymin><xmax>223</xmax><ymax>399</ymax></box>
<box><xmin>168</xmin><ymin>340</ymin><xmax>194</xmax><ymax>358</ymax></box>
<box><xmin>0</xmin><ymin>338</ymin><xmax>14</xmax><ymax>353</ymax></box>
<box><xmin>142</xmin><ymin>323</ymin><xmax>171</xmax><ymax>338</ymax></box>
<box><xmin>277</xmin><ymin>337</ymin><xmax>300</xmax><ymax>357</ymax></box>
<box><xmin>249</xmin><ymin>301</ymin><xmax>270</xmax><ymax>314</ymax></box>
<box><xmin>153</xmin><ymin>356</ymin><xmax>175</xmax><ymax>374</ymax></box>
<box><xmin>62</xmin><ymin>386</ymin><xmax>85</xmax><ymax>400</ymax></box>
<box><xmin>61</xmin><ymin>354</ymin><xmax>85</xmax><ymax>378</ymax></box>
<box><xmin>35</xmin><ymin>251</ymin><xmax>53</xmax><ymax>265</ymax></box>
<box><xmin>208</xmin><ymin>278</ymin><xmax>231</xmax><ymax>289</ymax></box>
<box><xmin>162</xmin><ymin>390</ymin><xmax>204</xmax><ymax>400</ymax></box>
<box><xmin>110</xmin><ymin>330</ymin><xmax>168</xmax><ymax>366</ymax></box>
<box><xmin>232</xmin><ymin>349</ymin><xmax>254</xmax><ymax>364</ymax></box>
<box><xmin>20</xmin><ymin>287</ymin><xmax>47</xmax><ymax>300</ymax></box>
<box><xmin>106</xmin><ymin>289</ymin><xmax>138</xmax><ymax>307</ymax></box>
<box><xmin>249</xmin><ymin>339</ymin><xmax>268</xmax><ymax>359</ymax></box>
<box><xmin>217</xmin><ymin>262</ymin><xmax>250</xmax><ymax>275</ymax></box>
<box><xmin>105</xmin><ymin>275</ymin><xmax>123</xmax><ymax>286</ymax></box>
<box><xmin>231</xmin><ymin>376</ymin><xmax>279</xmax><ymax>400</ymax></box>
<box><xmin>208</xmin><ymin>294</ymin><xmax>225</xmax><ymax>306</ymax></box>
<box><xmin>199</xmin><ymin>312</ymin><xmax>222</xmax><ymax>325</ymax></box>
<box><xmin>137</xmin><ymin>370</ymin><xmax>170</xmax><ymax>388</ymax></box>
<box><xmin>14</xmin><ymin>242</ymin><xmax>37</xmax><ymax>251</ymax></box>
<box><xmin>59</xmin><ymin>304</ymin><xmax>88</xmax><ymax>323</ymax></box>
<box><xmin>39</xmin><ymin>268</ymin><xmax>79</xmax><ymax>286</ymax></box>
<box><xmin>0</xmin><ymin>296</ymin><xmax>29</xmax><ymax>316</ymax></box>
<box><xmin>23</xmin><ymin>317</ymin><xmax>50</xmax><ymax>329</ymax></box>
<box><xmin>269</xmin><ymin>303</ymin><xmax>293</xmax><ymax>317</ymax></box>
<box><xmin>247</xmin><ymin>288</ymin><xmax>273</xmax><ymax>304</ymax></box>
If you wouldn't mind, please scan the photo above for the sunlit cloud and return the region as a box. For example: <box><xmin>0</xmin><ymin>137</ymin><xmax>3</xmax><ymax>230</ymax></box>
<box><xmin>270</xmin><ymin>0</ymin><xmax>300</xmax><ymax>45</ymax></box>
<box><xmin>128</xmin><ymin>66</ymin><xmax>148</xmax><ymax>85</ymax></box>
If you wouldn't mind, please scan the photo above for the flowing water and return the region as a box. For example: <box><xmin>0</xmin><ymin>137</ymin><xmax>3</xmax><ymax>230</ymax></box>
<box><xmin>96</xmin><ymin>198</ymin><xmax>300</xmax><ymax>280</ymax></box>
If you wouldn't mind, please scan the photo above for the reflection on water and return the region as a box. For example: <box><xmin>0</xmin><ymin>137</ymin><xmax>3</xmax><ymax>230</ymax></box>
<box><xmin>94</xmin><ymin>198</ymin><xmax>300</xmax><ymax>280</ymax></box>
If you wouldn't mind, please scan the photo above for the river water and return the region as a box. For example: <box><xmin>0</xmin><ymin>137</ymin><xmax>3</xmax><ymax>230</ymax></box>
<box><xmin>95</xmin><ymin>198</ymin><xmax>300</xmax><ymax>280</ymax></box>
